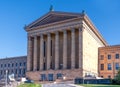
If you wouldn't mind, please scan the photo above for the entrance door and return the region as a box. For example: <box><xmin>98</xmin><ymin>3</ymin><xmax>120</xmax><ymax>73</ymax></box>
<box><xmin>41</xmin><ymin>74</ymin><xmax>46</xmax><ymax>81</ymax></box>
<box><xmin>48</xmin><ymin>74</ymin><xmax>53</xmax><ymax>81</ymax></box>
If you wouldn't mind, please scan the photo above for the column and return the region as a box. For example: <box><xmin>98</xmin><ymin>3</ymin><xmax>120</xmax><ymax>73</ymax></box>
<box><xmin>63</xmin><ymin>30</ymin><xmax>67</xmax><ymax>69</ymax></box>
<box><xmin>33</xmin><ymin>36</ymin><xmax>37</xmax><ymax>71</ymax></box>
<box><xmin>40</xmin><ymin>34</ymin><xmax>43</xmax><ymax>70</ymax></box>
<box><xmin>79</xmin><ymin>28</ymin><xmax>83</xmax><ymax>68</ymax></box>
<box><xmin>27</xmin><ymin>36</ymin><xmax>32</xmax><ymax>71</ymax></box>
<box><xmin>55</xmin><ymin>31</ymin><xmax>59</xmax><ymax>70</ymax></box>
<box><xmin>71</xmin><ymin>29</ymin><xmax>75</xmax><ymax>69</ymax></box>
<box><xmin>47</xmin><ymin>33</ymin><xmax>51</xmax><ymax>70</ymax></box>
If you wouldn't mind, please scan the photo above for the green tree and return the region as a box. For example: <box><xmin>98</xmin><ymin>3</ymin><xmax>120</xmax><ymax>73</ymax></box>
<box><xmin>114</xmin><ymin>69</ymin><xmax>120</xmax><ymax>84</ymax></box>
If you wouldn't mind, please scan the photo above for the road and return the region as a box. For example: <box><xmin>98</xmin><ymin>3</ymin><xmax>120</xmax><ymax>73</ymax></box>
<box><xmin>43</xmin><ymin>83</ymin><xmax>82</xmax><ymax>87</ymax></box>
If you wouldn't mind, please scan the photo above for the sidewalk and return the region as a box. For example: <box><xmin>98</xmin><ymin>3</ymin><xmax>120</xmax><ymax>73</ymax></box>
<box><xmin>69</xmin><ymin>84</ymin><xmax>84</xmax><ymax>87</ymax></box>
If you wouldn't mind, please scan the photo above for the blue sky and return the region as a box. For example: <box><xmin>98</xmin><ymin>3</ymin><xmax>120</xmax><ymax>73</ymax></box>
<box><xmin>0</xmin><ymin>0</ymin><xmax>120</xmax><ymax>58</ymax></box>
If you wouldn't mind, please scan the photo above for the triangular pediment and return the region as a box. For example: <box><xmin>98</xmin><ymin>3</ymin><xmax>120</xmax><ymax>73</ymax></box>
<box><xmin>27</xmin><ymin>11</ymin><xmax>82</xmax><ymax>28</ymax></box>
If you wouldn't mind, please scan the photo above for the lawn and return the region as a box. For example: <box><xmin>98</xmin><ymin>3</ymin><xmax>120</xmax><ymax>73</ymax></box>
<box><xmin>79</xmin><ymin>84</ymin><xmax>120</xmax><ymax>87</ymax></box>
<box><xmin>17</xmin><ymin>83</ymin><xmax>42</xmax><ymax>87</ymax></box>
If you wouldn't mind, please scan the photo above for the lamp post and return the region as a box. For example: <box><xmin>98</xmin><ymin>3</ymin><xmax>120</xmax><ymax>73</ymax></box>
<box><xmin>5</xmin><ymin>70</ymin><xmax>8</xmax><ymax>87</ymax></box>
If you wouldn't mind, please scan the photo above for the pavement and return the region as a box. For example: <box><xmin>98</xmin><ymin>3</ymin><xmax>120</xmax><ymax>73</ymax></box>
<box><xmin>42</xmin><ymin>83</ymin><xmax>83</xmax><ymax>87</ymax></box>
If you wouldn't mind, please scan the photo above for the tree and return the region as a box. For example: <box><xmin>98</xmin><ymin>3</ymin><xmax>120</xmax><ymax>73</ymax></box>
<box><xmin>114</xmin><ymin>69</ymin><xmax>120</xmax><ymax>84</ymax></box>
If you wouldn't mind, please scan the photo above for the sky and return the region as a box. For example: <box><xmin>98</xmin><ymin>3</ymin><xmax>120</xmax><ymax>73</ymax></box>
<box><xmin>0</xmin><ymin>0</ymin><xmax>120</xmax><ymax>58</ymax></box>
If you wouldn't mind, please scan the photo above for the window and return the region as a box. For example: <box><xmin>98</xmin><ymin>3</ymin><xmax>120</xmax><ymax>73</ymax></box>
<box><xmin>1</xmin><ymin>64</ymin><xmax>3</xmax><ymax>68</ymax></box>
<box><xmin>19</xmin><ymin>69</ymin><xmax>21</xmax><ymax>74</ymax></box>
<box><xmin>116</xmin><ymin>54</ymin><xmax>119</xmax><ymax>59</ymax></box>
<box><xmin>12</xmin><ymin>63</ymin><xmax>14</xmax><ymax>67</ymax></box>
<box><xmin>57</xmin><ymin>73</ymin><xmax>62</xmax><ymax>79</ymax></box>
<box><xmin>19</xmin><ymin>63</ymin><xmax>22</xmax><ymax>66</ymax></box>
<box><xmin>41</xmin><ymin>74</ymin><xmax>46</xmax><ymax>81</ymax></box>
<box><xmin>108</xmin><ymin>63</ymin><xmax>112</xmax><ymax>70</ymax></box>
<box><xmin>23</xmin><ymin>62</ymin><xmax>26</xmax><ymax>66</ymax></box>
<box><xmin>4</xmin><ymin>64</ymin><xmax>6</xmax><ymax>67</ymax></box>
<box><xmin>16</xmin><ymin>63</ymin><xmax>18</xmax><ymax>67</ymax></box>
<box><xmin>100</xmin><ymin>64</ymin><xmax>104</xmax><ymax>70</ymax></box>
<box><xmin>11</xmin><ymin>70</ymin><xmax>14</xmax><ymax>73</ymax></box>
<box><xmin>15</xmin><ymin>69</ymin><xmax>17</xmax><ymax>74</ymax></box>
<box><xmin>23</xmin><ymin>69</ymin><xmax>26</xmax><ymax>75</ymax></box>
<box><xmin>100</xmin><ymin>55</ymin><xmax>104</xmax><ymax>60</ymax></box>
<box><xmin>108</xmin><ymin>75</ymin><xmax>111</xmax><ymax>78</ymax></box>
<box><xmin>115</xmin><ymin>63</ymin><xmax>119</xmax><ymax>70</ymax></box>
<box><xmin>108</xmin><ymin>55</ymin><xmax>111</xmax><ymax>59</ymax></box>
<box><xmin>8</xmin><ymin>64</ymin><xmax>10</xmax><ymax>67</ymax></box>
<box><xmin>101</xmin><ymin>76</ymin><xmax>103</xmax><ymax>78</ymax></box>
<box><xmin>1</xmin><ymin>71</ymin><xmax>2</xmax><ymax>75</ymax></box>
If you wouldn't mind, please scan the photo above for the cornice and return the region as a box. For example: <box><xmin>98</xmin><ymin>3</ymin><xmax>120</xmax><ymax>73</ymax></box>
<box><xmin>25</xmin><ymin>17</ymin><xmax>82</xmax><ymax>32</ymax></box>
<box><xmin>83</xmin><ymin>15</ymin><xmax>108</xmax><ymax>46</ymax></box>
<box><xmin>28</xmin><ymin>20</ymin><xmax>83</xmax><ymax>36</ymax></box>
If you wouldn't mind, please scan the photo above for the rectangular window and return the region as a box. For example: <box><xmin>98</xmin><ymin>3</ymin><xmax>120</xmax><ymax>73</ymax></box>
<box><xmin>100</xmin><ymin>55</ymin><xmax>104</xmax><ymax>60</ymax></box>
<box><xmin>12</xmin><ymin>63</ymin><xmax>14</xmax><ymax>67</ymax></box>
<box><xmin>16</xmin><ymin>63</ymin><xmax>18</xmax><ymax>67</ymax></box>
<box><xmin>100</xmin><ymin>64</ymin><xmax>104</xmax><ymax>70</ymax></box>
<box><xmin>19</xmin><ymin>69</ymin><xmax>21</xmax><ymax>74</ymax></box>
<box><xmin>115</xmin><ymin>63</ymin><xmax>119</xmax><ymax>70</ymax></box>
<box><xmin>41</xmin><ymin>74</ymin><xmax>46</xmax><ymax>81</ymax></box>
<box><xmin>4</xmin><ymin>64</ymin><xmax>6</xmax><ymax>67</ymax></box>
<box><xmin>108</xmin><ymin>55</ymin><xmax>111</xmax><ymax>59</ymax></box>
<box><xmin>8</xmin><ymin>64</ymin><xmax>10</xmax><ymax>67</ymax></box>
<box><xmin>116</xmin><ymin>54</ymin><xmax>119</xmax><ymax>59</ymax></box>
<box><xmin>108</xmin><ymin>63</ymin><xmax>112</xmax><ymax>70</ymax></box>
<box><xmin>23</xmin><ymin>62</ymin><xmax>26</xmax><ymax>66</ymax></box>
<box><xmin>108</xmin><ymin>75</ymin><xmax>111</xmax><ymax>78</ymax></box>
<box><xmin>1</xmin><ymin>64</ymin><xmax>3</xmax><ymax>68</ymax></box>
<box><xmin>57</xmin><ymin>73</ymin><xmax>62</xmax><ymax>79</ymax></box>
<box><xmin>19</xmin><ymin>63</ymin><xmax>22</xmax><ymax>66</ymax></box>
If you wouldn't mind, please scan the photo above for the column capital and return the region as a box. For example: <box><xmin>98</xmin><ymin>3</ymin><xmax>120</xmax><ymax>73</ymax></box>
<box><xmin>28</xmin><ymin>36</ymin><xmax>32</xmax><ymax>40</ymax></box>
<box><xmin>79</xmin><ymin>26</ymin><xmax>85</xmax><ymax>32</ymax></box>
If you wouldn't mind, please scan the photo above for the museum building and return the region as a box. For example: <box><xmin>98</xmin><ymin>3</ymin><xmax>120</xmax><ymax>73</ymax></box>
<box><xmin>25</xmin><ymin>11</ymin><xmax>108</xmax><ymax>81</ymax></box>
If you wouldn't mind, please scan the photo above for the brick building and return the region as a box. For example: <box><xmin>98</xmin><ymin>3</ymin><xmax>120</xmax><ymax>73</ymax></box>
<box><xmin>98</xmin><ymin>45</ymin><xmax>120</xmax><ymax>79</ymax></box>
<box><xmin>25</xmin><ymin>11</ymin><xmax>108</xmax><ymax>81</ymax></box>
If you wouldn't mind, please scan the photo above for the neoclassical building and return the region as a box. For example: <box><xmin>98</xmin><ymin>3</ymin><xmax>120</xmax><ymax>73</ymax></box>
<box><xmin>0</xmin><ymin>56</ymin><xmax>27</xmax><ymax>79</ymax></box>
<box><xmin>25</xmin><ymin>11</ymin><xmax>108</xmax><ymax>81</ymax></box>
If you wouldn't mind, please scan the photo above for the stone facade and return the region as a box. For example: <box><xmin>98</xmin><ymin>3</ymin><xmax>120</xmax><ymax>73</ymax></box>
<box><xmin>25</xmin><ymin>11</ymin><xmax>107</xmax><ymax>81</ymax></box>
<box><xmin>0</xmin><ymin>56</ymin><xmax>27</xmax><ymax>79</ymax></box>
<box><xmin>99</xmin><ymin>45</ymin><xmax>120</xmax><ymax>79</ymax></box>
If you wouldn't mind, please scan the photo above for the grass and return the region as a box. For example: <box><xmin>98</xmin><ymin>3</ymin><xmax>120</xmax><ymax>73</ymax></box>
<box><xmin>79</xmin><ymin>84</ymin><xmax>120</xmax><ymax>87</ymax></box>
<box><xmin>17</xmin><ymin>83</ymin><xmax>42</xmax><ymax>87</ymax></box>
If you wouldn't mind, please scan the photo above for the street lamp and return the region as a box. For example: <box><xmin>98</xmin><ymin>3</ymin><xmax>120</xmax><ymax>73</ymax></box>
<box><xmin>5</xmin><ymin>70</ymin><xmax>8</xmax><ymax>87</ymax></box>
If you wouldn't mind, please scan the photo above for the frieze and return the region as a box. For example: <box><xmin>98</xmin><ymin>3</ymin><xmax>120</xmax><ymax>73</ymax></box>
<box><xmin>28</xmin><ymin>21</ymin><xmax>83</xmax><ymax>36</ymax></box>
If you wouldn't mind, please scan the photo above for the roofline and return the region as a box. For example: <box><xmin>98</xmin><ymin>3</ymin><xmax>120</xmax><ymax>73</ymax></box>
<box><xmin>24</xmin><ymin>11</ymin><xmax>83</xmax><ymax>31</ymax></box>
<box><xmin>25</xmin><ymin>11</ymin><xmax>108</xmax><ymax>46</ymax></box>
<box><xmin>99</xmin><ymin>44</ymin><xmax>120</xmax><ymax>49</ymax></box>
<box><xmin>0</xmin><ymin>55</ymin><xmax>27</xmax><ymax>60</ymax></box>
<box><xmin>83</xmin><ymin>14</ymin><xmax>108</xmax><ymax>46</ymax></box>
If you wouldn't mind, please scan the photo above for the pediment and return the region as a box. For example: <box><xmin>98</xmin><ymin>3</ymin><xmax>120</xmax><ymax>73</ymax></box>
<box><xmin>26</xmin><ymin>11</ymin><xmax>82</xmax><ymax>29</ymax></box>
